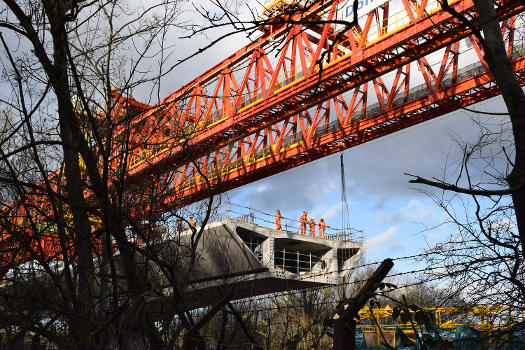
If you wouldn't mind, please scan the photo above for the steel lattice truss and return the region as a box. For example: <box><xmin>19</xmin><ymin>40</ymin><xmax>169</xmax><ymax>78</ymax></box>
<box><xmin>2</xmin><ymin>0</ymin><xmax>525</xmax><ymax>262</ymax></box>
<box><xmin>115</xmin><ymin>0</ymin><xmax>524</xmax><ymax>208</ymax></box>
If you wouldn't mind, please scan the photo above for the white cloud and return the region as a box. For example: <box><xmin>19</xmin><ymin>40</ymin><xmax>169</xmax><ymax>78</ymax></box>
<box><xmin>375</xmin><ymin>211</ymin><xmax>392</xmax><ymax>222</ymax></box>
<box><xmin>311</xmin><ymin>201</ymin><xmax>342</xmax><ymax>220</ymax></box>
<box><xmin>323</xmin><ymin>202</ymin><xmax>341</xmax><ymax>219</ymax></box>
<box><xmin>365</xmin><ymin>226</ymin><xmax>398</xmax><ymax>253</ymax></box>
<box><xmin>256</xmin><ymin>184</ymin><xmax>267</xmax><ymax>193</ymax></box>
<box><xmin>374</xmin><ymin>198</ymin><xmax>432</xmax><ymax>225</ymax></box>
<box><xmin>399</xmin><ymin>199</ymin><xmax>431</xmax><ymax>221</ymax></box>
<box><xmin>233</xmin><ymin>157</ymin><xmax>340</xmax><ymax>212</ymax></box>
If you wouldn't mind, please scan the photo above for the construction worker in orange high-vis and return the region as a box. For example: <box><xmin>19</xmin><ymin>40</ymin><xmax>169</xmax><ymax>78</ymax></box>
<box><xmin>300</xmin><ymin>211</ymin><xmax>307</xmax><ymax>235</ymax></box>
<box><xmin>274</xmin><ymin>209</ymin><xmax>283</xmax><ymax>230</ymax></box>
<box><xmin>309</xmin><ymin>218</ymin><xmax>316</xmax><ymax>237</ymax></box>
<box><xmin>188</xmin><ymin>216</ymin><xmax>196</xmax><ymax>230</ymax></box>
<box><xmin>318</xmin><ymin>218</ymin><xmax>326</xmax><ymax>238</ymax></box>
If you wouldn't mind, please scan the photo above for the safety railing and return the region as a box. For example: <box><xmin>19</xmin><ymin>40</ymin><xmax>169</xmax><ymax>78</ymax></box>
<box><xmin>227</xmin><ymin>205</ymin><xmax>361</xmax><ymax>241</ymax></box>
<box><xmin>241</xmin><ymin>235</ymin><xmax>264</xmax><ymax>261</ymax></box>
<box><xmin>274</xmin><ymin>247</ymin><xmax>326</xmax><ymax>274</ymax></box>
<box><xmin>234</xmin><ymin>212</ymin><xmax>256</xmax><ymax>224</ymax></box>
<box><xmin>327</xmin><ymin>231</ymin><xmax>354</xmax><ymax>241</ymax></box>
<box><xmin>217</xmin><ymin>202</ymin><xmax>363</xmax><ymax>242</ymax></box>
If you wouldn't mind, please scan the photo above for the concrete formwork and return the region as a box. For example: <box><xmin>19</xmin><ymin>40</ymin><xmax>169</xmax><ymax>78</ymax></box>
<box><xmin>153</xmin><ymin>218</ymin><xmax>364</xmax><ymax>309</ymax></box>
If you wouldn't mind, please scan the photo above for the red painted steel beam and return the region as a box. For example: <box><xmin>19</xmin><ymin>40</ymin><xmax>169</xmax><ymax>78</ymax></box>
<box><xmin>163</xmin><ymin>52</ymin><xmax>525</xmax><ymax>209</ymax></box>
<box><xmin>124</xmin><ymin>0</ymin><xmax>524</xmax><ymax>184</ymax></box>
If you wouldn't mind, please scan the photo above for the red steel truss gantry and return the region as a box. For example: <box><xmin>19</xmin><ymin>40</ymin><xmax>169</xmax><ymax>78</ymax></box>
<box><xmin>114</xmin><ymin>0</ymin><xmax>524</xmax><ymax>208</ymax></box>
<box><xmin>1</xmin><ymin>0</ymin><xmax>525</xmax><ymax>262</ymax></box>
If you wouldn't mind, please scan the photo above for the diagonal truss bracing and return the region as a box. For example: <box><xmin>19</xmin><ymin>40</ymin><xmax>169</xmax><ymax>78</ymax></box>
<box><xmin>165</xmin><ymin>42</ymin><xmax>525</xmax><ymax>208</ymax></box>
<box><xmin>111</xmin><ymin>0</ymin><xmax>524</xmax><ymax>211</ymax></box>
<box><xmin>119</xmin><ymin>0</ymin><xmax>523</xmax><ymax>183</ymax></box>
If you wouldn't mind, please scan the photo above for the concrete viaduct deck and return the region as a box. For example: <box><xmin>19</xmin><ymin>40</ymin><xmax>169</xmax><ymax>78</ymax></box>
<box><xmin>0</xmin><ymin>218</ymin><xmax>364</xmax><ymax>321</ymax></box>
<box><xmin>152</xmin><ymin>218</ymin><xmax>364</xmax><ymax>309</ymax></box>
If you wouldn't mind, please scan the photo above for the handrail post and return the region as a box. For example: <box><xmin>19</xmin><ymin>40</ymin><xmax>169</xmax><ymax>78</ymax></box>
<box><xmin>282</xmin><ymin>249</ymin><xmax>286</xmax><ymax>270</ymax></box>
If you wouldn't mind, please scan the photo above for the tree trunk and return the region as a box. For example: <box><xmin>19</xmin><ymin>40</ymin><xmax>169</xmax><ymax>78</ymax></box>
<box><xmin>473</xmin><ymin>0</ymin><xmax>525</xmax><ymax>260</ymax></box>
<box><xmin>43</xmin><ymin>0</ymin><xmax>96</xmax><ymax>344</ymax></box>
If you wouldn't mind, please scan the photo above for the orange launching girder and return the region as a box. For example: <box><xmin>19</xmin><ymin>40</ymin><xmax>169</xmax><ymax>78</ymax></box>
<box><xmin>168</xmin><ymin>49</ymin><xmax>525</xmax><ymax>208</ymax></box>
<box><xmin>1</xmin><ymin>0</ymin><xmax>525</xmax><ymax>264</ymax></box>
<box><xmin>115</xmin><ymin>0</ymin><xmax>524</xmax><ymax>208</ymax></box>
<box><xmin>122</xmin><ymin>0</ymin><xmax>524</xmax><ymax>184</ymax></box>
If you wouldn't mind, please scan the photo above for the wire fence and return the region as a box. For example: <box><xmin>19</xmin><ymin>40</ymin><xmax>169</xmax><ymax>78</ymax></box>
<box><xmin>180</xmin><ymin>251</ymin><xmax>525</xmax><ymax>350</ymax></box>
<box><xmin>4</xmin><ymin>216</ymin><xmax>522</xmax><ymax>350</ymax></box>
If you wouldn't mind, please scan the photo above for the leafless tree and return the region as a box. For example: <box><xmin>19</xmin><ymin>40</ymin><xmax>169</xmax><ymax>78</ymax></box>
<box><xmin>398</xmin><ymin>0</ymin><xmax>525</xmax><ymax>343</ymax></box>
<box><xmin>407</xmin><ymin>1</ymin><xmax>525</xmax><ymax>338</ymax></box>
<box><xmin>0</xmin><ymin>0</ymin><xmax>228</xmax><ymax>348</ymax></box>
<box><xmin>413</xmin><ymin>124</ymin><xmax>525</xmax><ymax>342</ymax></box>
<box><xmin>407</xmin><ymin>0</ymin><xmax>525</xmax><ymax>260</ymax></box>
